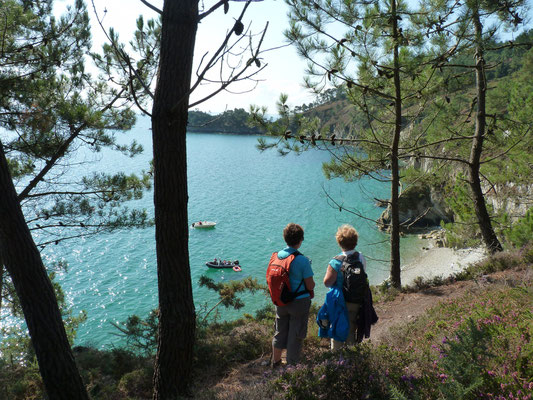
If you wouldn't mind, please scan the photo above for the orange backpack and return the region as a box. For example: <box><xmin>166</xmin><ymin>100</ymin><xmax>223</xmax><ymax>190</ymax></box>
<box><xmin>266</xmin><ymin>251</ymin><xmax>308</xmax><ymax>306</ymax></box>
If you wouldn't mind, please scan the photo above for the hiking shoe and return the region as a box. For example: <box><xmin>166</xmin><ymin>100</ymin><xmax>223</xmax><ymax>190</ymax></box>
<box><xmin>270</xmin><ymin>359</ymin><xmax>282</xmax><ymax>369</ymax></box>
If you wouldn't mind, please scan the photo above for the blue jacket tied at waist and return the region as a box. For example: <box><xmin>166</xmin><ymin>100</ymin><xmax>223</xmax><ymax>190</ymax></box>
<box><xmin>316</xmin><ymin>287</ymin><xmax>349</xmax><ymax>342</ymax></box>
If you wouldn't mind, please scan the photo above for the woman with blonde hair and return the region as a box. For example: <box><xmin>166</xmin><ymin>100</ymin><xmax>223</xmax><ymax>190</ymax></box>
<box><xmin>322</xmin><ymin>224</ymin><xmax>368</xmax><ymax>349</ymax></box>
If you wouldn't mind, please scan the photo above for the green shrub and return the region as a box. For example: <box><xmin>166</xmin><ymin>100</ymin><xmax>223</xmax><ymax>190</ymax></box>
<box><xmin>75</xmin><ymin>347</ymin><xmax>145</xmax><ymax>381</ymax></box>
<box><xmin>411</xmin><ymin>276</ymin><xmax>430</xmax><ymax>291</ymax></box>
<box><xmin>118</xmin><ymin>368</ymin><xmax>153</xmax><ymax>399</ymax></box>
<box><xmin>1</xmin><ymin>368</ymin><xmax>43</xmax><ymax>400</ymax></box>
<box><xmin>372</xmin><ymin>281</ymin><xmax>401</xmax><ymax>302</ymax></box>
<box><xmin>252</xmin><ymin>303</ymin><xmax>276</xmax><ymax>321</ymax></box>
<box><xmin>270</xmin><ymin>344</ymin><xmax>428</xmax><ymax>399</ymax></box>
<box><xmin>502</xmin><ymin>208</ymin><xmax>533</xmax><ymax>248</ymax></box>
<box><xmin>441</xmin><ymin>176</ymin><xmax>483</xmax><ymax>249</ymax></box>
<box><xmin>109</xmin><ymin>349</ymin><xmax>145</xmax><ymax>380</ymax></box>
<box><xmin>389</xmin><ymin>283</ymin><xmax>533</xmax><ymax>399</ymax></box>
<box><xmin>195</xmin><ymin>319</ymin><xmax>272</xmax><ymax>373</ymax></box>
<box><xmin>521</xmin><ymin>243</ymin><xmax>533</xmax><ymax>264</ymax></box>
<box><xmin>435</xmin><ymin>319</ymin><xmax>495</xmax><ymax>399</ymax></box>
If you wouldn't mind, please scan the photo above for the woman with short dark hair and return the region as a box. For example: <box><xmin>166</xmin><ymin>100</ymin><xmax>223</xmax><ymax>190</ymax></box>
<box><xmin>271</xmin><ymin>223</ymin><xmax>315</xmax><ymax>366</ymax></box>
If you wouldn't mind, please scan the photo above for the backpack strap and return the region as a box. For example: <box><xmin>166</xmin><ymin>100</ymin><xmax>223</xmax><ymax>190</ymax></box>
<box><xmin>334</xmin><ymin>252</ymin><xmax>360</xmax><ymax>263</ymax></box>
<box><xmin>347</xmin><ymin>251</ymin><xmax>360</xmax><ymax>263</ymax></box>
<box><xmin>335</xmin><ymin>252</ymin><xmax>362</xmax><ymax>274</ymax></box>
<box><xmin>293</xmin><ymin>279</ymin><xmax>310</xmax><ymax>297</ymax></box>
<box><xmin>285</xmin><ymin>250</ymin><xmax>308</xmax><ymax>296</ymax></box>
<box><xmin>333</xmin><ymin>254</ymin><xmax>346</xmax><ymax>262</ymax></box>
<box><xmin>275</xmin><ymin>250</ymin><xmax>301</xmax><ymax>260</ymax></box>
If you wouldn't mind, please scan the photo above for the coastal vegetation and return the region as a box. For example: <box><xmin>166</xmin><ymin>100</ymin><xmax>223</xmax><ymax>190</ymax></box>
<box><xmin>1</xmin><ymin>246</ymin><xmax>531</xmax><ymax>399</ymax></box>
<box><xmin>1</xmin><ymin>0</ymin><xmax>532</xmax><ymax>399</ymax></box>
<box><xmin>0</xmin><ymin>0</ymin><xmax>152</xmax><ymax>397</ymax></box>
<box><xmin>188</xmin><ymin>109</ymin><xmax>263</xmax><ymax>135</ymax></box>
<box><xmin>251</xmin><ymin>0</ymin><xmax>533</xmax><ymax>290</ymax></box>
<box><xmin>1</xmin><ymin>0</ymin><xmax>267</xmax><ymax>397</ymax></box>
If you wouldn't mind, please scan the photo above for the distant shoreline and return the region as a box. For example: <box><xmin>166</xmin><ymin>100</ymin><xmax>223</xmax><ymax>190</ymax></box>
<box><xmin>187</xmin><ymin>129</ymin><xmax>259</xmax><ymax>135</ymax></box>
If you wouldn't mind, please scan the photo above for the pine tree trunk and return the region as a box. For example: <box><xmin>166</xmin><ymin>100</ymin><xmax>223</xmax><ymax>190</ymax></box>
<box><xmin>0</xmin><ymin>146</ymin><xmax>89</xmax><ymax>399</ymax></box>
<box><xmin>151</xmin><ymin>1</ymin><xmax>198</xmax><ymax>398</ymax></box>
<box><xmin>470</xmin><ymin>9</ymin><xmax>503</xmax><ymax>254</ymax></box>
<box><xmin>389</xmin><ymin>0</ymin><xmax>402</xmax><ymax>288</ymax></box>
<box><xmin>0</xmin><ymin>264</ymin><xmax>4</xmax><ymax>313</ymax></box>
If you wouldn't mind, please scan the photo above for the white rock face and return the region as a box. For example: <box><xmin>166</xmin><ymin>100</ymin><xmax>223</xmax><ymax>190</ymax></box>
<box><xmin>484</xmin><ymin>182</ymin><xmax>533</xmax><ymax>220</ymax></box>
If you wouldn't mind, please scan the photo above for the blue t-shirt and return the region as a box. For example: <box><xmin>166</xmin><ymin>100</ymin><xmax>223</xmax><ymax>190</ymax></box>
<box><xmin>278</xmin><ymin>247</ymin><xmax>314</xmax><ymax>300</ymax></box>
<box><xmin>329</xmin><ymin>250</ymin><xmax>366</xmax><ymax>290</ymax></box>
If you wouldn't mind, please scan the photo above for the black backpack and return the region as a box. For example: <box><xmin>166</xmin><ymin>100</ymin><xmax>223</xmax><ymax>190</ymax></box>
<box><xmin>335</xmin><ymin>252</ymin><xmax>369</xmax><ymax>304</ymax></box>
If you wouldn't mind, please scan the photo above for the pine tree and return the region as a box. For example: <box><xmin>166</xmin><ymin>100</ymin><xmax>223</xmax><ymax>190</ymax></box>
<box><xmin>253</xmin><ymin>0</ymin><xmax>450</xmax><ymax>288</ymax></box>
<box><xmin>417</xmin><ymin>0</ymin><xmax>529</xmax><ymax>252</ymax></box>
<box><xmin>0</xmin><ymin>1</ymin><xmax>153</xmax><ymax>397</ymax></box>
<box><xmin>93</xmin><ymin>0</ymin><xmax>269</xmax><ymax>396</ymax></box>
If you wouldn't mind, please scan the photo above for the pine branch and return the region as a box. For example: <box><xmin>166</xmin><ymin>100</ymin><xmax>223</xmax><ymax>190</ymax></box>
<box><xmin>139</xmin><ymin>0</ymin><xmax>162</xmax><ymax>15</ymax></box>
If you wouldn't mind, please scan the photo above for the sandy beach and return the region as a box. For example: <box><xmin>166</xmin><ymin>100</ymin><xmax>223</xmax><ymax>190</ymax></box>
<box><xmin>401</xmin><ymin>245</ymin><xmax>487</xmax><ymax>286</ymax></box>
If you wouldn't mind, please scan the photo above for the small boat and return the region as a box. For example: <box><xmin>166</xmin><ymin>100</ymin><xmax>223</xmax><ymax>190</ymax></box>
<box><xmin>192</xmin><ymin>221</ymin><xmax>216</xmax><ymax>229</ymax></box>
<box><xmin>206</xmin><ymin>259</ymin><xmax>241</xmax><ymax>271</ymax></box>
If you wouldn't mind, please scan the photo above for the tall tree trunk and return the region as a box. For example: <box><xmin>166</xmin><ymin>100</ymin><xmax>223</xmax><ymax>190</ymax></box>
<box><xmin>470</xmin><ymin>8</ymin><xmax>503</xmax><ymax>254</ymax></box>
<box><xmin>151</xmin><ymin>1</ymin><xmax>198</xmax><ymax>398</ymax></box>
<box><xmin>389</xmin><ymin>0</ymin><xmax>402</xmax><ymax>288</ymax></box>
<box><xmin>0</xmin><ymin>263</ymin><xmax>4</xmax><ymax>313</ymax></box>
<box><xmin>0</xmin><ymin>145</ymin><xmax>88</xmax><ymax>399</ymax></box>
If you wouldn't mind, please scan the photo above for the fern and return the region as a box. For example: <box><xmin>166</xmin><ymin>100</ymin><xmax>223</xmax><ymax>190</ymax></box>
<box><xmin>437</xmin><ymin>318</ymin><xmax>495</xmax><ymax>400</ymax></box>
<box><xmin>388</xmin><ymin>384</ymin><xmax>410</xmax><ymax>400</ymax></box>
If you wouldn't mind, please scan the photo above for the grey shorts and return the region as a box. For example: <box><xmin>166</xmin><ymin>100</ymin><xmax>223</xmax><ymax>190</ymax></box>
<box><xmin>272</xmin><ymin>297</ymin><xmax>311</xmax><ymax>364</ymax></box>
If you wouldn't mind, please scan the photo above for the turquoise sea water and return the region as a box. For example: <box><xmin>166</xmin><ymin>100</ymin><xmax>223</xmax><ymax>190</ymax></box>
<box><xmin>38</xmin><ymin>116</ymin><xmax>422</xmax><ymax>348</ymax></box>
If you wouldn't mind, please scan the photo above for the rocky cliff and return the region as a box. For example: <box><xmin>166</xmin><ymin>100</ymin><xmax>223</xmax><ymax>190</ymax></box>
<box><xmin>377</xmin><ymin>184</ymin><xmax>454</xmax><ymax>233</ymax></box>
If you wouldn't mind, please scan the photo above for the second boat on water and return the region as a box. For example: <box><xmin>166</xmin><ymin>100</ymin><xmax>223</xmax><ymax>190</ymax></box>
<box><xmin>206</xmin><ymin>259</ymin><xmax>242</xmax><ymax>272</ymax></box>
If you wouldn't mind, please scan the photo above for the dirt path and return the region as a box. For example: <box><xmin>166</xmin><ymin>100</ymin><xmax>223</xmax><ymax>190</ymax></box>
<box><xmin>371</xmin><ymin>279</ymin><xmax>477</xmax><ymax>343</ymax></box>
<box><xmin>200</xmin><ymin>267</ymin><xmax>531</xmax><ymax>399</ymax></box>
<box><xmin>372</xmin><ymin>266</ymin><xmax>531</xmax><ymax>343</ymax></box>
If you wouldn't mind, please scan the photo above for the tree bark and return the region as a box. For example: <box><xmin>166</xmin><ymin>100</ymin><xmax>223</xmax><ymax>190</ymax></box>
<box><xmin>389</xmin><ymin>0</ymin><xmax>402</xmax><ymax>288</ymax></box>
<box><xmin>151</xmin><ymin>1</ymin><xmax>198</xmax><ymax>398</ymax></box>
<box><xmin>0</xmin><ymin>263</ymin><xmax>4</xmax><ymax>313</ymax></box>
<box><xmin>470</xmin><ymin>9</ymin><xmax>503</xmax><ymax>254</ymax></box>
<box><xmin>0</xmin><ymin>145</ymin><xmax>89</xmax><ymax>399</ymax></box>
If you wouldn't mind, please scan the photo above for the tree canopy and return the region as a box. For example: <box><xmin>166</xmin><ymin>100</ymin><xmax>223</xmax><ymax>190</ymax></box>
<box><xmin>0</xmin><ymin>0</ymin><xmax>154</xmax><ymax>397</ymax></box>
<box><xmin>251</xmin><ymin>0</ymin><xmax>532</xmax><ymax>286</ymax></box>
